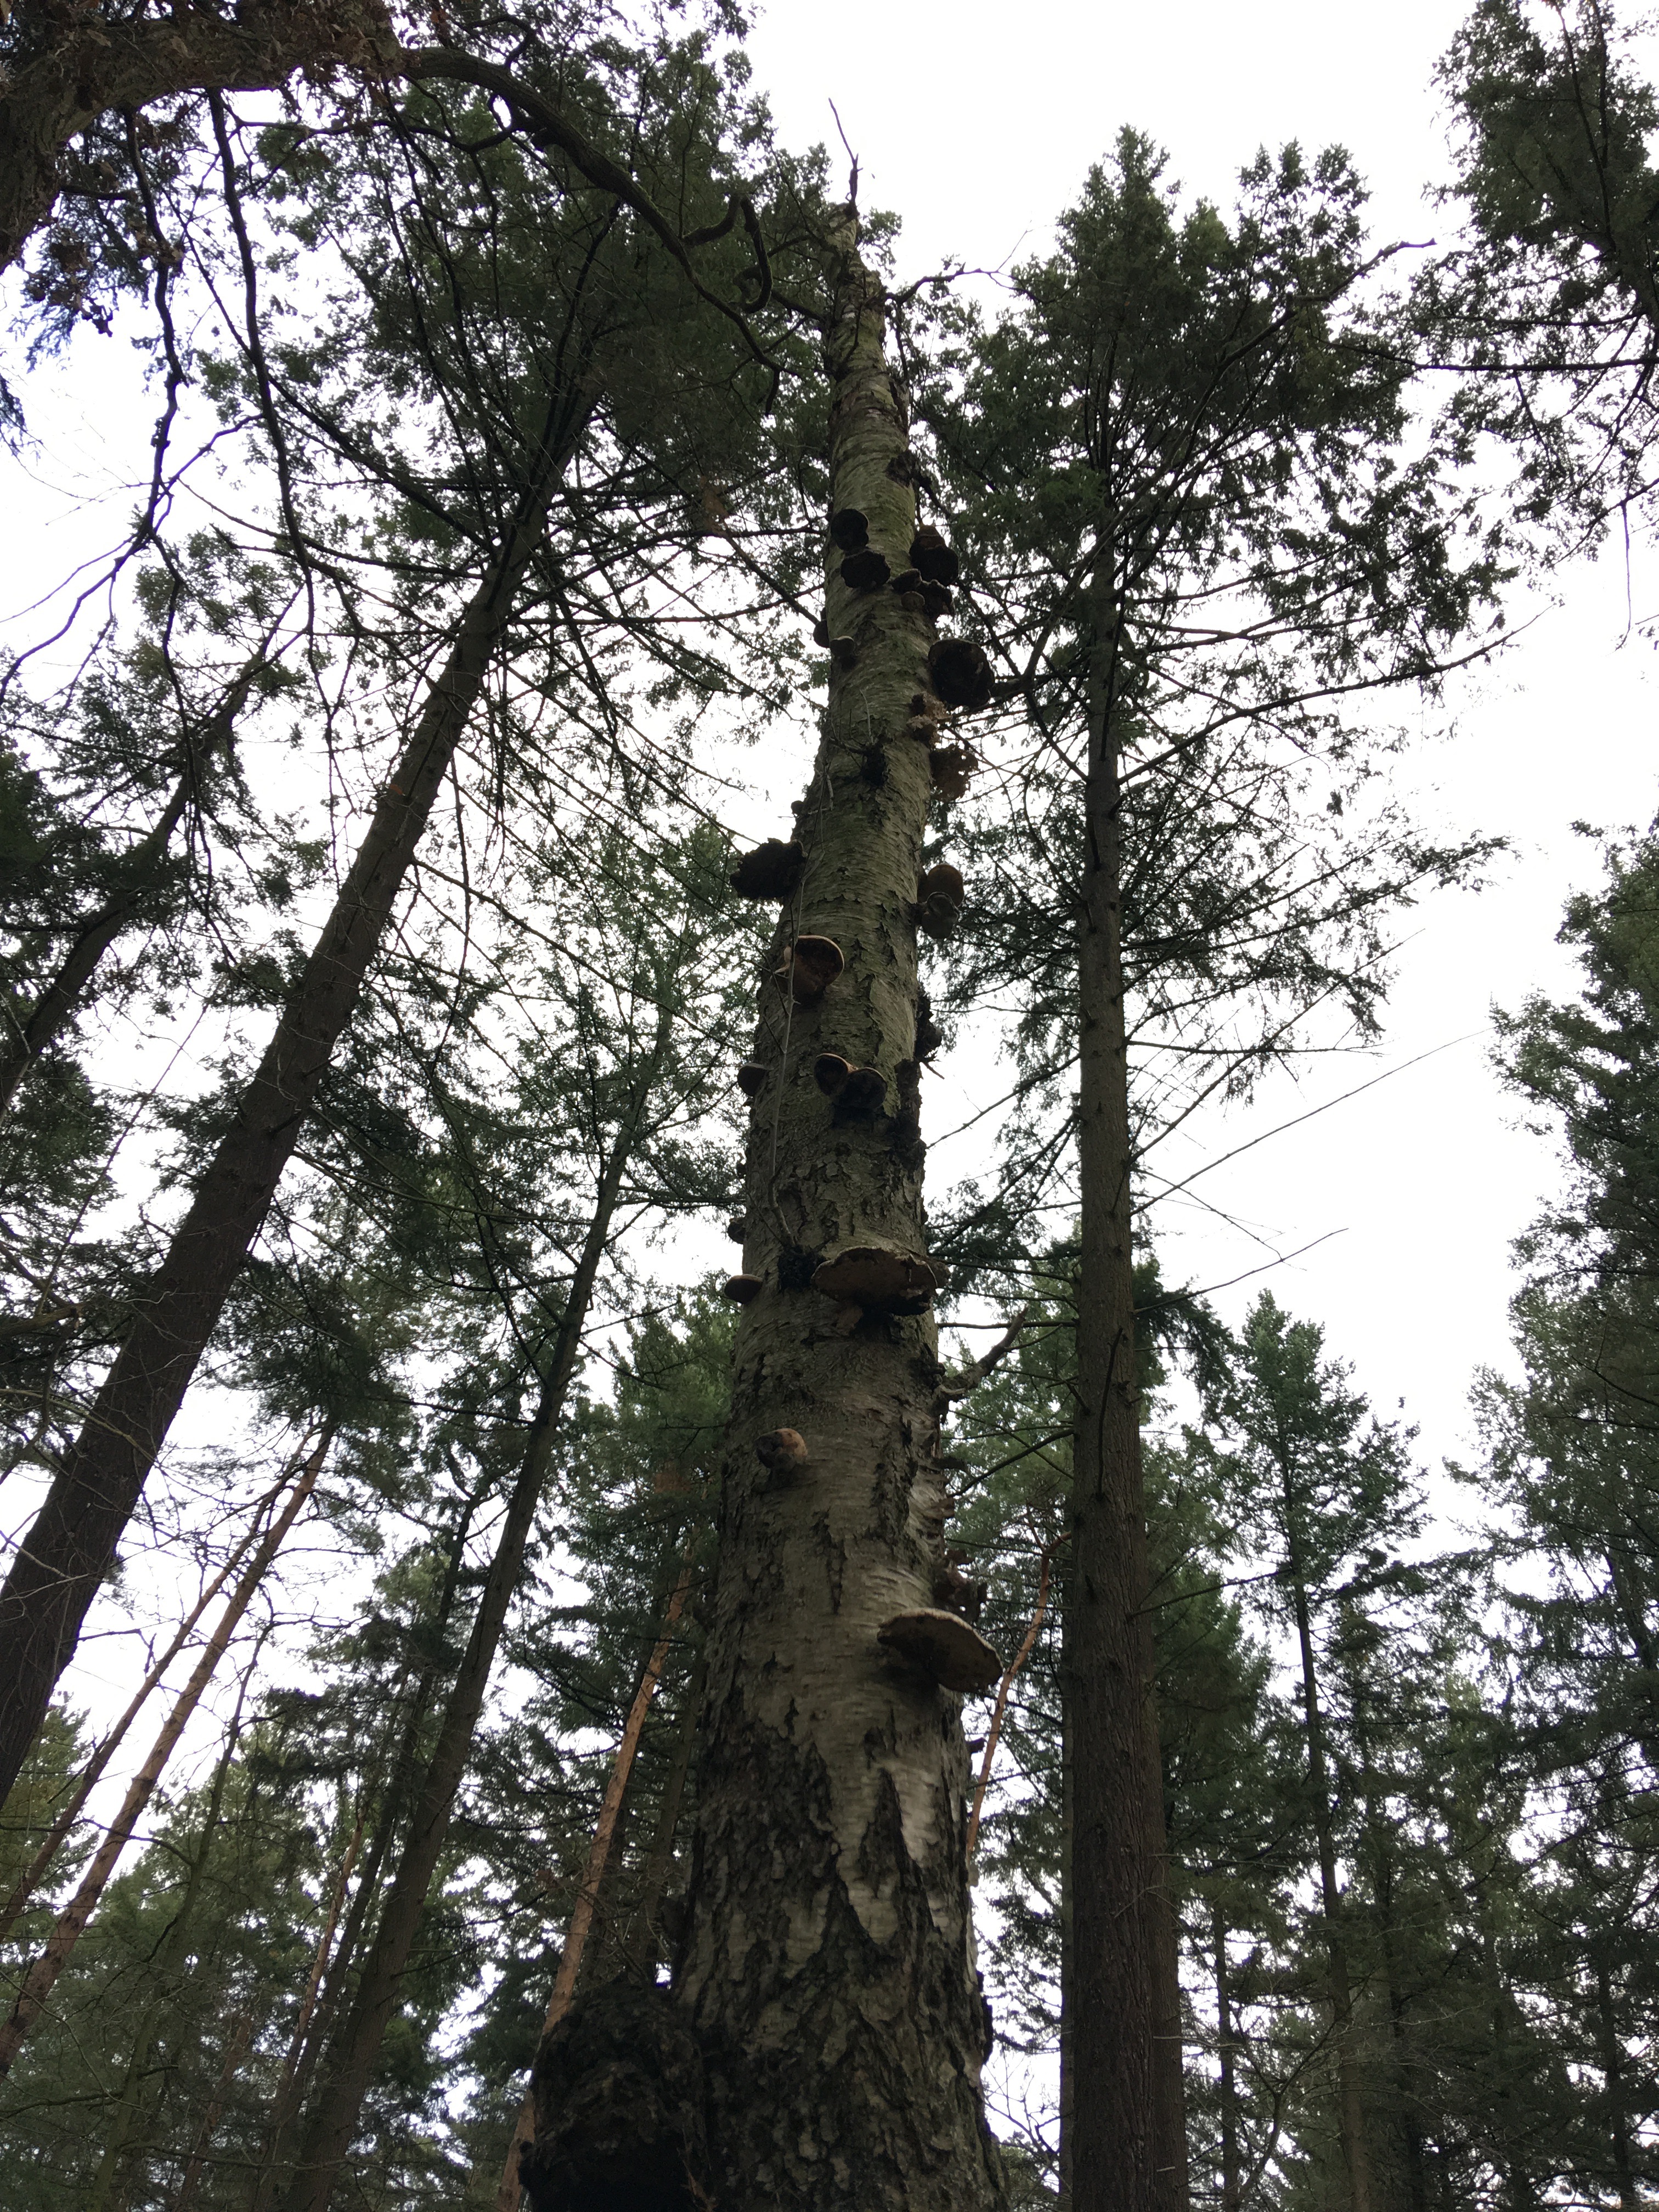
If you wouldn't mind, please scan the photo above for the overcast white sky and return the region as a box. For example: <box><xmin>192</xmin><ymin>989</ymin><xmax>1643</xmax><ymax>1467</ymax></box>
<box><xmin>739</xmin><ymin>0</ymin><xmax>1659</xmax><ymax>1480</ymax></box>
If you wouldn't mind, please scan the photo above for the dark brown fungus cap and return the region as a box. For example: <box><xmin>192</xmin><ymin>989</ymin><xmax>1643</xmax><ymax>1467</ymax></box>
<box><xmin>721</xmin><ymin>1274</ymin><xmax>763</xmax><ymax>1305</ymax></box>
<box><xmin>829</xmin><ymin>507</ymin><xmax>870</xmax><ymax>551</ymax></box>
<box><xmin>928</xmin><ymin>637</ymin><xmax>994</xmax><ymax>712</ymax></box>
<box><xmin>919</xmin><ymin>580</ymin><xmax>953</xmax><ymax>622</ymax></box>
<box><xmin>830</xmin><ymin>636</ymin><xmax>857</xmax><ymax>667</ymax></box>
<box><xmin>813</xmin><ymin>1053</ymin><xmax>854</xmax><ymax>1096</ymax></box>
<box><xmin>810</xmin><ymin>1243</ymin><xmax>936</xmax><ymax>1310</ymax></box>
<box><xmin>930</xmin><ymin>745</ymin><xmax>976</xmax><ymax>801</ymax></box>
<box><xmin>921</xmin><ymin>861</ymin><xmax>965</xmax><ymax>907</ymax></box>
<box><xmin>909</xmin><ymin>525</ymin><xmax>961</xmax><ymax>586</ymax></box>
<box><xmin>840</xmin><ymin>547</ymin><xmax>891</xmax><ymax>594</ymax></box>
<box><xmin>837</xmin><ymin>1065</ymin><xmax>887</xmax><ymax>1116</ymax></box>
<box><xmin>725</xmin><ymin>1216</ymin><xmax>747</xmax><ymax>1243</ymax></box>
<box><xmin>755</xmin><ymin>1427</ymin><xmax>809</xmax><ymax>1472</ymax></box>
<box><xmin>812</xmin><ymin>617</ymin><xmax>829</xmax><ymax>647</ymax></box>
<box><xmin>889</xmin><ymin>568</ymin><xmax>923</xmax><ymax>595</ymax></box>
<box><xmin>877</xmin><ymin>1607</ymin><xmax>1003</xmax><ymax>1694</ymax></box>
<box><xmin>736</xmin><ymin>1062</ymin><xmax>768</xmax><ymax>1098</ymax></box>
<box><xmin>776</xmin><ymin>936</ymin><xmax>844</xmax><ymax>1003</ymax></box>
<box><xmin>730</xmin><ymin>839</ymin><xmax>805</xmax><ymax>902</ymax></box>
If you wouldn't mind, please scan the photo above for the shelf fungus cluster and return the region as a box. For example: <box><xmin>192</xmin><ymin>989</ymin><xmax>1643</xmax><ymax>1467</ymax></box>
<box><xmin>812</xmin><ymin>1052</ymin><xmax>886</xmax><ymax>1120</ymax></box>
<box><xmin>877</xmin><ymin>1606</ymin><xmax>1003</xmax><ymax>1695</ymax></box>
<box><xmin>810</xmin><ymin>1242</ymin><xmax>936</xmax><ymax>1330</ymax></box>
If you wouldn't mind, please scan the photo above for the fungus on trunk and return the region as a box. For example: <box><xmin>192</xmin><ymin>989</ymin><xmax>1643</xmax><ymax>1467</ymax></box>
<box><xmin>730</xmin><ymin>839</ymin><xmax>806</xmax><ymax>901</ymax></box>
<box><xmin>877</xmin><ymin>1608</ymin><xmax>1003</xmax><ymax>1694</ymax></box>
<box><xmin>773</xmin><ymin>934</ymin><xmax>844</xmax><ymax>1003</ymax></box>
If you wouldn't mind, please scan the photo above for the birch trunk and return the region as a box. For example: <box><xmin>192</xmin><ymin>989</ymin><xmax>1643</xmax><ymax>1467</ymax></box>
<box><xmin>670</xmin><ymin>206</ymin><xmax>1003</xmax><ymax>2210</ymax></box>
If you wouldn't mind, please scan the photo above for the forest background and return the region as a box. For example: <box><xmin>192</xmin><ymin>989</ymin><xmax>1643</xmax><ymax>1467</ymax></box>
<box><xmin>2</xmin><ymin>0</ymin><xmax>1657</xmax><ymax>2208</ymax></box>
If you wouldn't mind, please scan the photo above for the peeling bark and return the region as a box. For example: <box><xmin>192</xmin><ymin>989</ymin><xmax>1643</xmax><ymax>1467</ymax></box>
<box><xmin>661</xmin><ymin>209</ymin><xmax>1003</xmax><ymax>2210</ymax></box>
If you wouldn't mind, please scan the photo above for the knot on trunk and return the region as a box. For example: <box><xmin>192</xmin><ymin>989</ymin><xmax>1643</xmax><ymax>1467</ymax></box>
<box><xmin>521</xmin><ymin>1980</ymin><xmax>708</xmax><ymax>2212</ymax></box>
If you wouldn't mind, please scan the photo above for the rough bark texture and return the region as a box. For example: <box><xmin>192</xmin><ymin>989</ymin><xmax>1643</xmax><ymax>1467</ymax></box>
<box><xmin>659</xmin><ymin>210</ymin><xmax>1002</xmax><ymax>2211</ymax></box>
<box><xmin>0</xmin><ymin>411</ymin><xmax>585</xmax><ymax>1808</ymax></box>
<box><xmin>1066</xmin><ymin>572</ymin><xmax>1185</xmax><ymax>2212</ymax></box>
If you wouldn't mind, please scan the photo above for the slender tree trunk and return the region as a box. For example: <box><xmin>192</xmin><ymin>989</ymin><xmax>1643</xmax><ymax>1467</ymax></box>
<box><xmin>252</xmin><ymin>1490</ymin><xmax>486</xmax><ymax>2211</ymax></box>
<box><xmin>0</xmin><ymin>400</ymin><xmax>589</xmax><ymax>1807</ymax></box>
<box><xmin>275</xmin><ymin>1049</ymin><xmax>660</xmax><ymax>2212</ymax></box>
<box><xmin>967</xmin><ymin>1541</ymin><xmax>1056</xmax><ymax>1864</ymax></box>
<box><xmin>1594</xmin><ymin>1955</ymin><xmax>1638</xmax><ymax>2212</ymax></box>
<box><xmin>1280</xmin><ymin>1532</ymin><xmax>1369</xmax><ymax>2212</ymax></box>
<box><xmin>620</xmin><ymin>1644</ymin><xmax>706</xmax><ymax>1982</ymax></box>
<box><xmin>1346</xmin><ymin>1661</ymin><xmax>1426</xmax><ymax>2212</ymax></box>
<box><xmin>1214</xmin><ymin>1901</ymin><xmax>1240</xmax><ymax>2212</ymax></box>
<box><xmin>0</xmin><ymin>1432</ymin><xmax>324</xmax><ymax>2072</ymax></box>
<box><xmin>172</xmin><ymin>2008</ymin><xmax>255</xmax><ymax>2212</ymax></box>
<box><xmin>85</xmin><ymin>1647</ymin><xmax>258</xmax><ymax>2212</ymax></box>
<box><xmin>494</xmin><ymin>1560</ymin><xmax>695</xmax><ymax>2212</ymax></box>
<box><xmin>669</xmin><ymin>205</ymin><xmax>1003</xmax><ymax>2211</ymax></box>
<box><xmin>0</xmin><ymin>660</ymin><xmax>253</xmax><ymax>1118</ymax></box>
<box><xmin>1068</xmin><ymin>563</ymin><xmax>1186</xmax><ymax>2212</ymax></box>
<box><xmin>0</xmin><ymin>1460</ymin><xmax>289</xmax><ymax>1944</ymax></box>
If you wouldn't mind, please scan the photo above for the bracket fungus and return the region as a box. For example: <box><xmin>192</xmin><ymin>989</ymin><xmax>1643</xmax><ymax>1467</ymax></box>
<box><xmin>835</xmin><ymin>1065</ymin><xmax>887</xmax><ymax>1119</ymax></box>
<box><xmin>930</xmin><ymin>744</ymin><xmax>976</xmax><ymax>801</ymax></box>
<box><xmin>813</xmin><ymin>1052</ymin><xmax>854</xmax><ymax>1096</ymax></box>
<box><xmin>730</xmin><ymin>838</ymin><xmax>805</xmax><ymax>902</ymax></box>
<box><xmin>829</xmin><ymin>506</ymin><xmax>869</xmax><ymax>551</ymax></box>
<box><xmin>829</xmin><ymin>636</ymin><xmax>857</xmax><ymax>668</ymax></box>
<box><xmin>775</xmin><ymin>935</ymin><xmax>844</xmax><ymax>1003</ymax></box>
<box><xmin>755</xmin><ymin>1426</ymin><xmax>809</xmax><ymax>1475</ymax></box>
<box><xmin>810</xmin><ymin>1243</ymin><xmax>936</xmax><ymax>1311</ymax></box>
<box><xmin>721</xmin><ymin>1273</ymin><xmax>763</xmax><ymax>1306</ymax></box>
<box><xmin>928</xmin><ymin>637</ymin><xmax>995</xmax><ymax>713</ymax></box>
<box><xmin>839</xmin><ymin>546</ymin><xmax>891</xmax><ymax>594</ymax></box>
<box><xmin>736</xmin><ymin>1062</ymin><xmax>768</xmax><ymax>1098</ymax></box>
<box><xmin>725</xmin><ymin>1216</ymin><xmax>747</xmax><ymax>1244</ymax></box>
<box><xmin>877</xmin><ymin>1607</ymin><xmax>1003</xmax><ymax>1694</ymax></box>
<box><xmin>916</xmin><ymin>862</ymin><xmax>965</xmax><ymax>941</ymax></box>
<box><xmin>909</xmin><ymin>524</ymin><xmax>961</xmax><ymax>586</ymax></box>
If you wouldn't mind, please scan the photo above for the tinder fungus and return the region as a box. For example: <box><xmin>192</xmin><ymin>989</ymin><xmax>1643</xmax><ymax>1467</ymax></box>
<box><xmin>916</xmin><ymin>861</ymin><xmax>966</xmax><ymax>941</ymax></box>
<box><xmin>840</xmin><ymin>547</ymin><xmax>891</xmax><ymax>593</ymax></box>
<box><xmin>813</xmin><ymin>1052</ymin><xmax>854</xmax><ymax>1095</ymax></box>
<box><xmin>721</xmin><ymin>1274</ymin><xmax>763</xmax><ymax>1305</ymax></box>
<box><xmin>729</xmin><ymin>838</ymin><xmax>805</xmax><ymax>902</ymax></box>
<box><xmin>909</xmin><ymin>524</ymin><xmax>961</xmax><ymax>586</ymax></box>
<box><xmin>877</xmin><ymin>1607</ymin><xmax>1003</xmax><ymax>1694</ymax></box>
<box><xmin>775</xmin><ymin>935</ymin><xmax>844</xmax><ymax>1003</ymax></box>
<box><xmin>919</xmin><ymin>580</ymin><xmax>954</xmax><ymax>622</ymax></box>
<box><xmin>724</xmin><ymin>1216</ymin><xmax>747</xmax><ymax>1243</ymax></box>
<box><xmin>736</xmin><ymin>1062</ymin><xmax>768</xmax><ymax>1098</ymax></box>
<box><xmin>810</xmin><ymin>1243</ymin><xmax>937</xmax><ymax>1310</ymax></box>
<box><xmin>928</xmin><ymin>637</ymin><xmax>995</xmax><ymax>712</ymax></box>
<box><xmin>836</xmin><ymin>1065</ymin><xmax>887</xmax><ymax>1117</ymax></box>
<box><xmin>931</xmin><ymin>745</ymin><xmax>975</xmax><ymax>800</ymax></box>
<box><xmin>829</xmin><ymin>506</ymin><xmax>870</xmax><ymax>551</ymax></box>
<box><xmin>755</xmin><ymin>1426</ymin><xmax>809</xmax><ymax>1474</ymax></box>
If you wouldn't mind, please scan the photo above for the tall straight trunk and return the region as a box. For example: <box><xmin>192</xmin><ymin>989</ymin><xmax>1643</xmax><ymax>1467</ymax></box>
<box><xmin>1067</xmin><ymin>565</ymin><xmax>1186</xmax><ymax>2212</ymax></box>
<box><xmin>669</xmin><ymin>206</ymin><xmax>1003</xmax><ymax>2211</ymax></box>
<box><xmin>1280</xmin><ymin>1522</ymin><xmax>1369</xmax><ymax>2212</ymax></box>
<box><xmin>1594</xmin><ymin>1955</ymin><xmax>1639</xmax><ymax>2212</ymax></box>
<box><xmin>1346</xmin><ymin>1657</ymin><xmax>1426</xmax><ymax>2212</ymax></box>
<box><xmin>0</xmin><ymin>397</ymin><xmax>589</xmax><ymax>1807</ymax></box>
<box><xmin>276</xmin><ymin>1024</ymin><xmax>664</xmax><ymax>2212</ymax></box>
<box><xmin>1214</xmin><ymin>1902</ymin><xmax>1241</xmax><ymax>2212</ymax></box>
<box><xmin>0</xmin><ymin>1431</ymin><xmax>325</xmax><ymax>2074</ymax></box>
